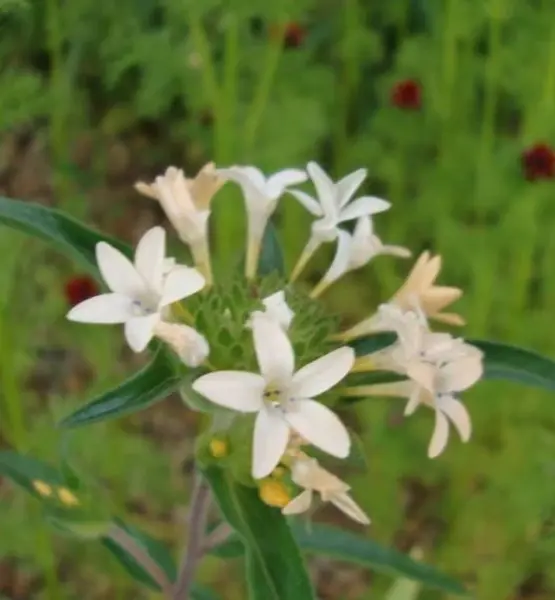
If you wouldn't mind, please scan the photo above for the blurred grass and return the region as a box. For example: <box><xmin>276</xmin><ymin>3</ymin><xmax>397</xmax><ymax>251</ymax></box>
<box><xmin>2</xmin><ymin>0</ymin><xmax>555</xmax><ymax>598</ymax></box>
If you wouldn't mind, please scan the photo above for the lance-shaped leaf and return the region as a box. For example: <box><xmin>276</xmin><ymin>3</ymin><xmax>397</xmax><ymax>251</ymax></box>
<box><xmin>258</xmin><ymin>221</ymin><xmax>285</xmax><ymax>277</ymax></box>
<box><xmin>210</xmin><ymin>523</ymin><xmax>468</xmax><ymax>596</ymax></box>
<box><xmin>348</xmin><ymin>332</ymin><xmax>397</xmax><ymax>356</ymax></box>
<box><xmin>468</xmin><ymin>339</ymin><xmax>555</xmax><ymax>392</ymax></box>
<box><xmin>202</xmin><ymin>466</ymin><xmax>315</xmax><ymax>600</ymax></box>
<box><xmin>60</xmin><ymin>348</ymin><xmax>181</xmax><ymax>428</ymax></box>
<box><xmin>0</xmin><ymin>196</ymin><xmax>131</xmax><ymax>274</ymax></box>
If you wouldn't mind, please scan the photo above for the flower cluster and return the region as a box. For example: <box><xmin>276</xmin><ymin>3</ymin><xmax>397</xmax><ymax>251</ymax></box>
<box><xmin>65</xmin><ymin>160</ymin><xmax>484</xmax><ymax>526</ymax></box>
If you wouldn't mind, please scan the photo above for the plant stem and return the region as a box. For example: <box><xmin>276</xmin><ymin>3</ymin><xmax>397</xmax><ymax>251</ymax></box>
<box><xmin>173</xmin><ymin>472</ymin><xmax>211</xmax><ymax>600</ymax></box>
<box><xmin>107</xmin><ymin>525</ymin><xmax>174</xmax><ymax>598</ymax></box>
<box><xmin>201</xmin><ymin>523</ymin><xmax>233</xmax><ymax>554</ymax></box>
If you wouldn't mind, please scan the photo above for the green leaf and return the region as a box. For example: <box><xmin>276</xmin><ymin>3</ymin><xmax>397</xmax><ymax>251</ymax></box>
<box><xmin>0</xmin><ymin>196</ymin><xmax>131</xmax><ymax>274</ymax></box>
<box><xmin>349</xmin><ymin>332</ymin><xmax>397</xmax><ymax>356</ymax></box>
<box><xmin>0</xmin><ymin>450</ymin><xmax>65</xmax><ymax>497</ymax></box>
<box><xmin>202</xmin><ymin>466</ymin><xmax>315</xmax><ymax>600</ymax></box>
<box><xmin>258</xmin><ymin>221</ymin><xmax>285</xmax><ymax>277</ymax></box>
<box><xmin>210</xmin><ymin>523</ymin><xmax>467</xmax><ymax>596</ymax></box>
<box><xmin>347</xmin><ymin>370</ymin><xmax>407</xmax><ymax>386</ymax></box>
<box><xmin>102</xmin><ymin>519</ymin><xmax>176</xmax><ymax>591</ymax></box>
<box><xmin>468</xmin><ymin>339</ymin><xmax>555</xmax><ymax>392</ymax></box>
<box><xmin>60</xmin><ymin>348</ymin><xmax>181</xmax><ymax>428</ymax></box>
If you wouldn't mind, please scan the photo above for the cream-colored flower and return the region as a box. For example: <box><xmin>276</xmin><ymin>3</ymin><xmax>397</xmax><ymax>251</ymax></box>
<box><xmin>338</xmin><ymin>251</ymin><xmax>464</xmax><ymax>342</ymax></box>
<box><xmin>154</xmin><ymin>321</ymin><xmax>209</xmax><ymax>367</ymax></box>
<box><xmin>282</xmin><ymin>455</ymin><xmax>370</xmax><ymax>525</ymax></box>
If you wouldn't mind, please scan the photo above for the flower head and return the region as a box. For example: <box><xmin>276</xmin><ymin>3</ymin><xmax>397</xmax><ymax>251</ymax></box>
<box><xmin>192</xmin><ymin>314</ymin><xmax>354</xmax><ymax>478</ymax></box>
<box><xmin>391</xmin><ymin>79</ymin><xmax>421</xmax><ymax>110</ymax></box>
<box><xmin>289</xmin><ymin>162</ymin><xmax>390</xmax><ymax>280</ymax></box>
<box><xmin>64</xmin><ymin>275</ymin><xmax>99</xmax><ymax>307</ymax></box>
<box><xmin>217</xmin><ymin>166</ymin><xmax>307</xmax><ymax>278</ymax></box>
<box><xmin>522</xmin><ymin>143</ymin><xmax>555</xmax><ymax>181</ymax></box>
<box><xmin>67</xmin><ymin>227</ymin><xmax>205</xmax><ymax>352</ymax></box>
<box><xmin>283</xmin><ymin>454</ymin><xmax>370</xmax><ymax>524</ymax></box>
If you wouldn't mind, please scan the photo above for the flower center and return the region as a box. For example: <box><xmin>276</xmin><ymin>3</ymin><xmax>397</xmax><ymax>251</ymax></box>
<box><xmin>131</xmin><ymin>294</ymin><xmax>159</xmax><ymax>317</ymax></box>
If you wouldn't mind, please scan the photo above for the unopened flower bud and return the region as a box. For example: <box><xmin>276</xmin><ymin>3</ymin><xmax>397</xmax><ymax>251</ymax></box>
<box><xmin>57</xmin><ymin>487</ymin><xmax>80</xmax><ymax>507</ymax></box>
<box><xmin>33</xmin><ymin>480</ymin><xmax>53</xmax><ymax>497</ymax></box>
<box><xmin>209</xmin><ymin>438</ymin><xmax>229</xmax><ymax>458</ymax></box>
<box><xmin>259</xmin><ymin>479</ymin><xmax>291</xmax><ymax>508</ymax></box>
<box><xmin>154</xmin><ymin>321</ymin><xmax>209</xmax><ymax>367</ymax></box>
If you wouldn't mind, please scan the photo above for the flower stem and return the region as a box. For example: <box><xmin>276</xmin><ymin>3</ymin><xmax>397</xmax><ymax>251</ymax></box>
<box><xmin>173</xmin><ymin>472</ymin><xmax>211</xmax><ymax>600</ymax></box>
<box><xmin>245</xmin><ymin>231</ymin><xmax>263</xmax><ymax>280</ymax></box>
<box><xmin>107</xmin><ymin>525</ymin><xmax>174</xmax><ymax>598</ymax></box>
<box><xmin>309</xmin><ymin>278</ymin><xmax>332</xmax><ymax>299</ymax></box>
<box><xmin>191</xmin><ymin>241</ymin><xmax>213</xmax><ymax>287</ymax></box>
<box><xmin>289</xmin><ymin>238</ymin><xmax>320</xmax><ymax>282</ymax></box>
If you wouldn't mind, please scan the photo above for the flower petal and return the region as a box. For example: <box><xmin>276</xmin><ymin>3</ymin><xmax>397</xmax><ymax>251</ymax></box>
<box><xmin>291</xmin><ymin>347</ymin><xmax>354</xmax><ymax>398</ymax></box>
<box><xmin>67</xmin><ymin>293</ymin><xmax>135</xmax><ymax>323</ymax></box>
<box><xmin>328</xmin><ymin>493</ymin><xmax>371</xmax><ymax>525</ymax></box>
<box><xmin>252</xmin><ymin>314</ymin><xmax>295</xmax><ymax>384</ymax></box>
<box><xmin>96</xmin><ymin>242</ymin><xmax>146</xmax><ymax>297</ymax></box>
<box><xmin>336</xmin><ymin>168</ymin><xmax>367</xmax><ymax>208</ymax></box>
<box><xmin>134</xmin><ymin>226</ymin><xmax>166</xmax><ymax>293</ymax></box>
<box><xmin>321</xmin><ymin>229</ymin><xmax>353</xmax><ymax>285</ymax></box>
<box><xmin>124</xmin><ymin>314</ymin><xmax>159</xmax><ymax>352</ymax></box>
<box><xmin>286</xmin><ymin>399</ymin><xmax>350</xmax><ymax>458</ymax></box>
<box><xmin>282</xmin><ymin>490</ymin><xmax>313</xmax><ymax>515</ymax></box>
<box><xmin>338</xmin><ymin>196</ymin><xmax>391</xmax><ymax>222</ymax></box>
<box><xmin>438</xmin><ymin>355</ymin><xmax>483</xmax><ymax>392</ymax></box>
<box><xmin>428</xmin><ymin>410</ymin><xmax>450</xmax><ymax>458</ymax></box>
<box><xmin>192</xmin><ymin>371</ymin><xmax>265</xmax><ymax>412</ymax></box>
<box><xmin>438</xmin><ymin>395</ymin><xmax>471</xmax><ymax>442</ymax></box>
<box><xmin>307</xmin><ymin>162</ymin><xmax>336</xmax><ymax>218</ymax></box>
<box><xmin>289</xmin><ymin>190</ymin><xmax>323</xmax><ymax>217</ymax></box>
<box><xmin>160</xmin><ymin>266</ymin><xmax>205</xmax><ymax>306</ymax></box>
<box><xmin>252</xmin><ymin>408</ymin><xmax>290</xmax><ymax>478</ymax></box>
<box><xmin>266</xmin><ymin>169</ymin><xmax>307</xmax><ymax>198</ymax></box>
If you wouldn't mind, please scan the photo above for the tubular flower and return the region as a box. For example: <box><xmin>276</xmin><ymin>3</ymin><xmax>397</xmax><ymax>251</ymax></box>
<box><xmin>248</xmin><ymin>290</ymin><xmax>294</xmax><ymax>331</ymax></box>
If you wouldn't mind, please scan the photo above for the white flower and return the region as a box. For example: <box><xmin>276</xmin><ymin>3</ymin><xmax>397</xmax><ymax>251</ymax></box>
<box><xmin>154</xmin><ymin>321</ymin><xmax>209</xmax><ymax>367</ymax></box>
<box><xmin>217</xmin><ymin>166</ymin><xmax>307</xmax><ymax>278</ymax></box>
<box><xmin>67</xmin><ymin>227</ymin><xmax>205</xmax><ymax>352</ymax></box>
<box><xmin>192</xmin><ymin>315</ymin><xmax>354</xmax><ymax>478</ymax></box>
<box><xmin>248</xmin><ymin>290</ymin><xmax>294</xmax><ymax>331</ymax></box>
<box><xmin>311</xmin><ymin>217</ymin><xmax>411</xmax><ymax>297</ymax></box>
<box><xmin>289</xmin><ymin>162</ymin><xmax>391</xmax><ymax>281</ymax></box>
<box><xmin>283</xmin><ymin>455</ymin><xmax>370</xmax><ymax>525</ymax></box>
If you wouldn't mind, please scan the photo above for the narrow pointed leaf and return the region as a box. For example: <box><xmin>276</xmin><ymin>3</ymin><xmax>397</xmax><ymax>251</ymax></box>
<box><xmin>0</xmin><ymin>196</ymin><xmax>131</xmax><ymax>273</ymax></box>
<box><xmin>258</xmin><ymin>221</ymin><xmax>285</xmax><ymax>277</ymax></box>
<box><xmin>202</xmin><ymin>466</ymin><xmax>315</xmax><ymax>600</ymax></box>
<box><xmin>468</xmin><ymin>339</ymin><xmax>555</xmax><ymax>391</ymax></box>
<box><xmin>0</xmin><ymin>451</ymin><xmax>65</xmax><ymax>497</ymax></box>
<box><xmin>60</xmin><ymin>348</ymin><xmax>180</xmax><ymax>428</ymax></box>
<box><xmin>349</xmin><ymin>332</ymin><xmax>397</xmax><ymax>356</ymax></box>
<box><xmin>210</xmin><ymin>523</ymin><xmax>467</xmax><ymax>596</ymax></box>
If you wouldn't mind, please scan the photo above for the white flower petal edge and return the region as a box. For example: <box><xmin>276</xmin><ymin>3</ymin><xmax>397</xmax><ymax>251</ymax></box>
<box><xmin>192</xmin><ymin>371</ymin><xmax>265</xmax><ymax>412</ymax></box>
<box><xmin>247</xmin><ymin>290</ymin><xmax>295</xmax><ymax>331</ymax></box>
<box><xmin>291</xmin><ymin>347</ymin><xmax>355</xmax><ymax>398</ymax></box>
<box><xmin>253</xmin><ymin>408</ymin><xmax>290</xmax><ymax>479</ymax></box>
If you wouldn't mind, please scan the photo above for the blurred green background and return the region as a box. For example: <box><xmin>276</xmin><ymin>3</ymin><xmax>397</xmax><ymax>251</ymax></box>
<box><xmin>2</xmin><ymin>0</ymin><xmax>555</xmax><ymax>598</ymax></box>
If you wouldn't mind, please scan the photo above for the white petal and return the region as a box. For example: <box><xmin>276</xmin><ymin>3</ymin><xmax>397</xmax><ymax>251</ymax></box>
<box><xmin>404</xmin><ymin>384</ymin><xmax>423</xmax><ymax>415</ymax></box>
<box><xmin>96</xmin><ymin>242</ymin><xmax>146</xmax><ymax>296</ymax></box>
<box><xmin>218</xmin><ymin>166</ymin><xmax>266</xmax><ymax>190</ymax></box>
<box><xmin>286</xmin><ymin>399</ymin><xmax>350</xmax><ymax>458</ymax></box>
<box><xmin>381</xmin><ymin>244</ymin><xmax>412</xmax><ymax>258</ymax></box>
<box><xmin>160</xmin><ymin>266</ymin><xmax>205</xmax><ymax>306</ymax></box>
<box><xmin>338</xmin><ymin>196</ymin><xmax>391</xmax><ymax>222</ymax></box>
<box><xmin>124</xmin><ymin>314</ymin><xmax>159</xmax><ymax>352</ymax></box>
<box><xmin>307</xmin><ymin>162</ymin><xmax>336</xmax><ymax>218</ymax></box>
<box><xmin>321</xmin><ymin>229</ymin><xmax>353</xmax><ymax>285</ymax></box>
<box><xmin>428</xmin><ymin>410</ymin><xmax>450</xmax><ymax>458</ymax></box>
<box><xmin>262</xmin><ymin>291</ymin><xmax>294</xmax><ymax>330</ymax></box>
<box><xmin>266</xmin><ymin>169</ymin><xmax>307</xmax><ymax>198</ymax></box>
<box><xmin>192</xmin><ymin>371</ymin><xmax>265</xmax><ymax>412</ymax></box>
<box><xmin>336</xmin><ymin>169</ymin><xmax>367</xmax><ymax>208</ymax></box>
<box><xmin>406</xmin><ymin>361</ymin><xmax>437</xmax><ymax>394</ymax></box>
<box><xmin>438</xmin><ymin>396</ymin><xmax>471</xmax><ymax>442</ymax></box>
<box><xmin>438</xmin><ymin>356</ymin><xmax>483</xmax><ymax>393</ymax></box>
<box><xmin>252</xmin><ymin>314</ymin><xmax>295</xmax><ymax>384</ymax></box>
<box><xmin>252</xmin><ymin>408</ymin><xmax>290</xmax><ymax>478</ymax></box>
<box><xmin>328</xmin><ymin>493</ymin><xmax>371</xmax><ymax>525</ymax></box>
<box><xmin>291</xmin><ymin>347</ymin><xmax>355</xmax><ymax>398</ymax></box>
<box><xmin>282</xmin><ymin>490</ymin><xmax>313</xmax><ymax>515</ymax></box>
<box><xmin>67</xmin><ymin>293</ymin><xmax>135</xmax><ymax>323</ymax></box>
<box><xmin>134</xmin><ymin>226</ymin><xmax>166</xmax><ymax>293</ymax></box>
<box><xmin>288</xmin><ymin>190</ymin><xmax>323</xmax><ymax>217</ymax></box>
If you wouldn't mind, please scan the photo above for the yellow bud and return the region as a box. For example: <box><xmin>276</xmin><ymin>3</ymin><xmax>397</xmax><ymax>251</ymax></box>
<box><xmin>32</xmin><ymin>480</ymin><xmax>53</xmax><ymax>497</ymax></box>
<box><xmin>259</xmin><ymin>480</ymin><xmax>291</xmax><ymax>508</ymax></box>
<box><xmin>57</xmin><ymin>487</ymin><xmax>80</xmax><ymax>507</ymax></box>
<box><xmin>209</xmin><ymin>438</ymin><xmax>228</xmax><ymax>458</ymax></box>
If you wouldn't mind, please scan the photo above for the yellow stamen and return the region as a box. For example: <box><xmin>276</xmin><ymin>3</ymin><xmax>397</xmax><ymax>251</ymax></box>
<box><xmin>209</xmin><ymin>438</ymin><xmax>229</xmax><ymax>458</ymax></box>
<box><xmin>32</xmin><ymin>480</ymin><xmax>53</xmax><ymax>497</ymax></box>
<box><xmin>57</xmin><ymin>487</ymin><xmax>80</xmax><ymax>507</ymax></box>
<box><xmin>259</xmin><ymin>479</ymin><xmax>291</xmax><ymax>508</ymax></box>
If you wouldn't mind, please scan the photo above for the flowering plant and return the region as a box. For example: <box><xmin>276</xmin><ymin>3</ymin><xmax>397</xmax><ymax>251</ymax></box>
<box><xmin>0</xmin><ymin>158</ymin><xmax>554</xmax><ymax>600</ymax></box>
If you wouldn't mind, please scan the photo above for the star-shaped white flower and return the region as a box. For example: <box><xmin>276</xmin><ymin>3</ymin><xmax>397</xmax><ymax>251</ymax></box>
<box><xmin>289</xmin><ymin>162</ymin><xmax>391</xmax><ymax>281</ymax></box>
<box><xmin>283</xmin><ymin>455</ymin><xmax>370</xmax><ymax>525</ymax></box>
<box><xmin>217</xmin><ymin>166</ymin><xmax>307</xmax><ymax>278</ymax></box>
<box><xmin>192</xmin><ymin>314</ymin><xmax>354</xmax><ymax>478</ymax></box>
<box><xmin>67</xmin><ymin>227</ymin><xmax>205</xmax><ymax>352</ymax></box>
<box><xmin>311</xmin><ymin>217</ymin><xmax>411</xmax><ymax>297</ymax></box>
<box><xmin>248</xmin><ymin>290</ymin><xmax>294</xmax><ymax>331</ymax></box>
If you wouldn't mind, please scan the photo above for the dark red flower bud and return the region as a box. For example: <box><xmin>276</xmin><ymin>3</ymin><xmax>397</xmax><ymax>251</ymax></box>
<box><xmin>64</xmin><ymin>275</ymin><xmax>99</xmax><ymax>307</ymax></box>
<box><xmin>270</xmin><ymin>22</ymin><xmax>305</xmax><ymax>49</ymax></box>
<box><xmin>391</xmin><ymin>79</ymin><xmax>421</xmax><ymax>110</ymax></box>
<box><xmin>522</xmin><ymin>143</ymin><xmax>555</xmax><ymax>181</ymax></box>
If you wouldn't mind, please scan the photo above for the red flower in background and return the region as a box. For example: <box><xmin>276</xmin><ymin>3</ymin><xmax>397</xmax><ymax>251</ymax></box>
<box><xmin>391</xmin><ymin>79</ymin><xmax>421</xmax><ymax>110</ymax></box>
<box><xmin>269</xmin><ymin>22</ymin><xmax>306</xmax><ymax>49</ymax></box>
<box><xmin>64</xmin><ymin>275</ymin><xmax>99</xmax><ymax>307</ymax></box>
<box><xmin>522</xmin><ymin>143</ymin><xmax>555</xmax><ymax>181</ymax></box>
